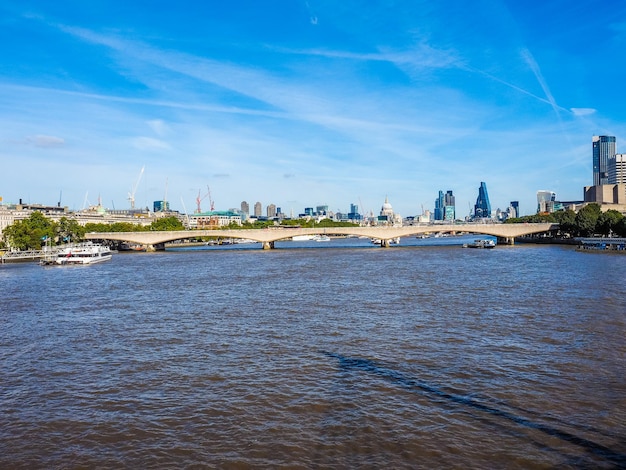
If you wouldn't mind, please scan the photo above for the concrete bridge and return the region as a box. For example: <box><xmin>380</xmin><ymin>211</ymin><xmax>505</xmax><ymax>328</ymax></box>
<box><xmin>85</xmin><ymin>223</ymin><xmax>558</xmax><ymax>250</ymax></box>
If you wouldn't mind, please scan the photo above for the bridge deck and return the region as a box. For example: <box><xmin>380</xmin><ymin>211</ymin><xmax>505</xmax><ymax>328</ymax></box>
<box><xmin>84</xmin><ymin>223</ymin><xmax>558</xmax><ymax>249</ymax></box>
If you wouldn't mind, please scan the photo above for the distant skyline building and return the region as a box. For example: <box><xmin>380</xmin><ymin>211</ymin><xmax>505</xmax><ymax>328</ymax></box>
<box><xmin>254</xmin><ymin>201</ymin><xmax>262</xmax><ymax>217</ymax></box>
<box><xmin>510</xmin><ymin>201</ymin><xmax>519</xmax><ymax>218</ymax></box>
<box><xmin>434</xmin><ymin>190</ymin><xmax>445</xmax><ymax>221</ymax></box>
<box><xmin>153</xmin><ymin>200</ymin><xmax>169</xmax><ymax>212</ymax></box>
<box><xmin>433</xmin><ymin>190</ymin><xmax>455</xmax><ymax>221</ymax></box>
<box><xmin>593</xmin><ymin>135</ymin><xmax>616</xmax><ymax>186</ymax></box>
<box><xmin>444</xmin><ymin>190</ymin><xmax>455</xmax><ymax>221</ymax></box>
<box><xmin>266</xmin><ymin>204</ymin><xmax>276</xmax><ymax>218</ymax></box>
<box><xmin>474</xmin><ymin>182</ymin><xmax>491</xmax><ymax>218</ymax></box>
<box><xmin>536</xmin><ymin>190</ymin><xmax>556</xmax><ymax>213</ymax></box>
<box><xmin>348</xmin><ymin>203</ymin><xmax>361</xmax><ymax>221</ymax></box>
<box><xmin>240</xmin><ymin>200</ymin><xmax>249</xmax><ymax>215</ymax></box>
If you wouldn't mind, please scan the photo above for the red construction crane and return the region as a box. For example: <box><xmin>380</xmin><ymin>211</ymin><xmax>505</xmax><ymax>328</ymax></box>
<box><xmin>207</xmin><ymin>185</ymin><xmax>215</xmax><ymax>211</ymax></box>
<box><xmin>195</xmin><ymin>185</ymin><xmax>215</xmax><ymax>213</ymax></box>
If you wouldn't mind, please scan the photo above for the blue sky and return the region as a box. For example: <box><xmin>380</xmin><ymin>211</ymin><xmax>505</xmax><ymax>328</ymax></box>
<box><xmin>1</xmin><ymin>1</ymin><xmax>625</xmax><ymax>217</ymax></box>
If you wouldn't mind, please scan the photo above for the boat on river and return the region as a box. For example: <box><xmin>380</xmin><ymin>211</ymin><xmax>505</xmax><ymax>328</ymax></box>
<box><xmin>41</xmin><ymin>242</ymin><xmax>113</xmax><ymax>265</ymax></box>
<box><xmin>463</xmin><ymin>239</ymin><xmax>496</xmax><ymax>249</ymax></box>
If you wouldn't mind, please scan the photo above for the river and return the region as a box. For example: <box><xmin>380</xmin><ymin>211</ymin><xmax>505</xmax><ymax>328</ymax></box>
<box><xmin>1</xmin><ymin>236</ymin><xmax>625</xmax><ymax>469</ymax></box>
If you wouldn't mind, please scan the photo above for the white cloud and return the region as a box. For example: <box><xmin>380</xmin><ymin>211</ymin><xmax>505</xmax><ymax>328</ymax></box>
<box><xmin>26</xmin><ymin>134</ymin><xmax>65</xmax><ymax>148</ymax></box>
<box><xmin>570</xmin><ymin>108</ymin><xmax>596</xmax><ymax>117</ymax></box>
<box><xmin>148</xmin><ymin>119</ymin><xmax>169</xmax><ymax>136</ymax></box>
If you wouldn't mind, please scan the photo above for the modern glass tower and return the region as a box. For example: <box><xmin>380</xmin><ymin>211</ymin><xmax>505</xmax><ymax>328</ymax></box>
<box><xmin>592</xmin><ymin>136</ymin><xmax>616</xmax><ymax>186</ymax></box>
<box><xmin>474</xmin><ymin>182</ymin><xmax>491</xmax><ymax>219</ymax></box>
<box><xmin>444</xmin><ymin>190</ymin><xmax>455</xmax><ymax>221</ymax></box>
<box><xmin>434</xmin><ymin>190</ymin><xmax>445</xmax><ymax>221</ymax></box>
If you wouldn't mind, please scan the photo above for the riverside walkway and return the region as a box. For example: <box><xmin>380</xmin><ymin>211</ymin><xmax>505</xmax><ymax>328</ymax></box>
<box><xmin>85</xmin><ymin>223</ymin><xmax>558</xmax><ymax>250</ymax></box>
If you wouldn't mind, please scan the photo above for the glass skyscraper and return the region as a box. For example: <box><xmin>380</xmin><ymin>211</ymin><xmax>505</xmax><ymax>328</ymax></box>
<box><xmin>474</xmin><ymin>182</ymin><xmax>491</xmax><ymax>219</ymax></box>
<box><xmin>434</xmin><ymin>190</ymin><xmax>455</xmax><ymax>221</ymax></box>
<box><xmin>592</xmin><ymin>135</ymin><xmax>616</xmax><ymax>186</ymax></box>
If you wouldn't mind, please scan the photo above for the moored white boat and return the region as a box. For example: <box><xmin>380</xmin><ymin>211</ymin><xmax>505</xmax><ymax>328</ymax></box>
<box><xmin>463</xmin><ymin>239</ymin><xmax>496</xmax><ymax>249</ymax></box>
<box><xmin>41</xmin><ymin>242</ymin><xmax>113</xmax><ymax>265</ymax></box>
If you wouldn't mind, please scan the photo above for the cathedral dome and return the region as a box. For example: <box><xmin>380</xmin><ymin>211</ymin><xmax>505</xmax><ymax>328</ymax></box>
<box><xmin>380</xmin><ymin>196</ymin><xmax>394</xmax><ymax>216</ymax></box>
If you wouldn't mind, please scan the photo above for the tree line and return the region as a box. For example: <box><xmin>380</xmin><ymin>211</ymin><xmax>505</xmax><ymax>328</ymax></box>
<box><xmin>1</xmin><ymin>213</ymin><xmax>185</xmax><ymax>250</ymax></box>
<box><xmin>505</xmin><ymin>203</ymin><xmax>626</xmax><ymax>237</ymax></box>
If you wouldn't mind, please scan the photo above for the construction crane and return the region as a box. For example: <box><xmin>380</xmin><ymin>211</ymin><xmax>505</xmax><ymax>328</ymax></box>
<box><xmin>195</xmin><ymin>185</ymin><xmax>214</xmax><ymax>213</ymax></box>
<box><xmin>128</xmin><ymin>166</ymin><xmax>145</xmax><ymax>210</ymax></box>
<box><xmin>207</xmin><ymin>185</ymin><xmax>214</xmax><ymax>211</ymax></box>
<box><xmin>195</xmin><ymin>188</ymin><xmax>208</xmax><ymax>213</ymax></box>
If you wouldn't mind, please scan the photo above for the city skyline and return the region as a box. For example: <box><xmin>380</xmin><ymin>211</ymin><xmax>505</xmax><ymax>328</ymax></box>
<box><xmin>1</xmin><ymin>1</ymin><xmax>625</xmax><ymax>217</ymax></box>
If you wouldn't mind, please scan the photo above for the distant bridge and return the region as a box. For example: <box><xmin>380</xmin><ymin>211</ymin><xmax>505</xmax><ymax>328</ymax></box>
<box><xmin>85</xmin><ymin>223</ymin><xmax>558</xmax><ymax>250</ymax></box>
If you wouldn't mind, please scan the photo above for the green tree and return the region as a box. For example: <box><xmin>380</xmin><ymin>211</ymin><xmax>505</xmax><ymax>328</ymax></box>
<box><xmin>553</xmin><ymin>209</ymin><xmax>577</xmax><ymax>236</ymax></box>
<box><xmin>596</xmin><ymin>210</ymin><xmax>623</xmax><ymax>237</ymax></box>
<box><xmin>84</xmin><ymin>222</ymin><xmax>147</xmax><ymax>232</ymax></box>
<box><xmin>150</xmin><ymin>216</ymin><xmax>184</xmax><ymax>231</ymax></box>
<box><xmin>574</xmin><ymin>203</ymin><xmax>601</xmax><ymax>237</ymax></box>
<box><xmin>614</xmin><ymin>217</ymin><xmax>626</xmax><ymax>237</ymax></box>
<box><xmin>2</xmin><ymin>211</ymin><xmax>55</xmax><ymax>250</ymax></box>
<box><xmin>55</xmin><ymin>217</ymin><xmax>86</xmax><ymax>243</ymax></box>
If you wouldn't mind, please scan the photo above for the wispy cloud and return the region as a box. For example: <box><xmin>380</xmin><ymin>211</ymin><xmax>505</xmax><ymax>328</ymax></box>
<box><xmin>26</xmin><ymin>134</ymin><xmax>65</xmax><ymax>148</ymax></box>
<box><xmin>570</xmin><ymin>108</ymin><xmax>596</xmax><ymax>117</ymax></box>
<box><xmin>132</xmin><ymin>136</ymin><xmax>170</xmax><ymax>151</ymax></box>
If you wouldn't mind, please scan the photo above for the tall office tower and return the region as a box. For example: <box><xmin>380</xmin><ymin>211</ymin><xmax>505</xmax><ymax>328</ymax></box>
<box><xmin>474</xmin><ymin>182</ymin><xmax>491</xmax><ymax>218</ymax></box>
<box><xmin>240</xmin><ymin>201</ymin><xmax>249</xmax><ymax>215</ymax></box>
<box><xmin>434</xmin><ymin>190</ymin><xmax>445</xmax><ymax>221</ymax></box>
<box><xmin>267</xmin><ymin>204</ymin><xmax>276</xmax><ymax>217</ymax></box>
<box><xmin>348</xmin><ymin>203</ymin><xmax>361</xmax><ymax>221</ymax></box>
<box><xmin>609</xmin><ymin>154</ymin><xmax>626</xmax><ymax>184</ymax></box>
<box><xmin>254</xmin><ymin>201</ymin><xmax>262</xmax><ymax>217</ymax></box>
<box><xmin>444</xmin><ymin>190</ymin><xmax>455</xmax><ymax>221</ymax></box>
<box><xmin>536</xmin><ymin>190</ymin><xmax>556</xmax><ymax>213</ymax></box>
<box><xmin>592</xmin><ymin>136</ymin><xmax>616</xmax><ymax>185</ymax></box>
<box><xmin>510</xmin><ymin>201</ymin><xmax>519</xmax><ymax>218</ymax></box>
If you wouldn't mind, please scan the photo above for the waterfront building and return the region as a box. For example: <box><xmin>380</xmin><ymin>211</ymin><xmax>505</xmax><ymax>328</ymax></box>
<box><xmin>188</xmin><ymin>210</ymin><xmax>242</xmax><ymax>229</ymax></box>
<box><xmin>584</xmin><ymin>184</ymin><xmax>626</xmax><ymax>205</ymax></box>
<box><xmin>474</xmin><ymin>182</ymin><xmax>492</xmax><ymax>218</ymax></box>
<box><xmin>254</xmin><ymin>202</ymin><xmax>262</xmax><ymax>217</ymax></box>
<box><xmin>0</xmin><ymin>200</ymin><xmax>161</xmax><ymax>241</ymax></box>
<box><xmin>593</xmin><ymin>136</ymin><xmax>616</xmax><ymax>186</ymax></box>
<box><xmin>537</xmin><ymin>190</ymin><xmax>556</xmax><ymax>213</ymax></box>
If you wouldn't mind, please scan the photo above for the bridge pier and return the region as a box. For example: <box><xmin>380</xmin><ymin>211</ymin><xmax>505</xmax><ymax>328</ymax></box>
<box><xmin>497</xmin><ymin>236</ymin><xmax>515</xmax><ymax>245</ymax></box>
<box><xmin>262</xmin><ymin>241</ymin><xmax>275</xmax><ymax>250</ymax></box>
<box><xmin>381</xmin><ymin>239</ymin><xmax>391</xmax><ymax>248</ymax></box>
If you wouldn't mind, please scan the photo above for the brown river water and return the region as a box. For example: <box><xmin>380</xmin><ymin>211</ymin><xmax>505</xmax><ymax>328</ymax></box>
<box><xmin>1</xmin><ymin>237</ymin><xmax>625</xmax><ymax>469</ymax></box>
